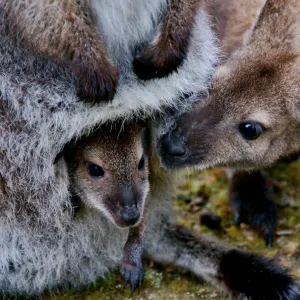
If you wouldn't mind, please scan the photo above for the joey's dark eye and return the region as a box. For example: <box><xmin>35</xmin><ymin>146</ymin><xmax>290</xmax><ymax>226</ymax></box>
<box><xmin>138</xmin><ymin>154</ymin><xmax>146</xmax><ymax>171</ymax></box>
<box><xmin>87</xmin><ymin>162</ymin><xmax>104</xmax><ymax>177</ymax></box>
<box><xmin>238</xmin><ymin>121</ymin><xmax>265</xmax><ymax>140</ymax></box>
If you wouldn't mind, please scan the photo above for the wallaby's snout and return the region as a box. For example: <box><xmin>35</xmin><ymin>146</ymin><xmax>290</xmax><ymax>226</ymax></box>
<box><xmin>160</xmin><ymin>130</ymin><xmax>187</xmax><ymax>163</ymax></box>
<box><xmin>119</xmin><ymin>206</ymin><xmax>140</xmax><ymax>227</ymax></box>
<box><xmin>117</xmin><ymin>184</ymin><xmax>143</xmax><ymax>227</ymax></box>
<box><xmin>159</xmin><ymin>104</ymin><xmax>215</xmax><ymax>169</ymax></box>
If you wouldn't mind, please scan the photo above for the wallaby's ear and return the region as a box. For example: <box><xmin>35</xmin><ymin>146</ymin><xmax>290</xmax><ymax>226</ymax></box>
<box><xmin>245</xmin><ymin>0</ymin><xmax>300</xmax><ymax>50</ymax></box>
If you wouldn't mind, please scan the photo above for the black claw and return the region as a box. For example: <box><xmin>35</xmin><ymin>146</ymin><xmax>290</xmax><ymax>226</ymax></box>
<box><xmin>265</xmin><ymin>230</ymin><xmax>273</xmax><ymax>248</ymax></box>
<box><xmin>133</xmin><ymin>55</ymin><xmax>181</xmax><ymax>80</ymax></box>
<box><xmin>76</xmin><ymin>72</ymin><xmax>117</xmax><ymax>103</ymax></box>
<box><xmin>120</xmin><ymin>261</ymin><xmax>144</xmax><ymax>296</ymax></box>
<box><xmin>234</xmin><ymin>212</ymin><xmax>241</xmax><ymax>226</ymax></box>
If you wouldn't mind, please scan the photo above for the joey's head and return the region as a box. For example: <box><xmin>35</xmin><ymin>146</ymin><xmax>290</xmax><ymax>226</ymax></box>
<box><xmin>160</xmin><ymin>0</ymin><xmax>300</xmax><ymax>170</ymax></box>
<box><xmin>65</xmin><ymin>123</ymin><xmax>149</xmax><ymax>228</ymax></box>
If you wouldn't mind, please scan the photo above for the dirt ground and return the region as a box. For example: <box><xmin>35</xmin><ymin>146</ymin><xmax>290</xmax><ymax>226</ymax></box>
<box><xmin>43</xmin><ymin>157</ymin><xmax>300</xmax><ymax>300</ymax></box>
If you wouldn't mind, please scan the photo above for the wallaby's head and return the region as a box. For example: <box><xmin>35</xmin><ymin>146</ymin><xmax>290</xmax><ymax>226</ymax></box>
<box><xmin>65</xmin><ymin>123</ymin><xmax>149</xmax><ymax>228</ymax></box>
<box><xmin>160</xmin><ymin>0</ymin><xmax>300</xmax><ymax>170</ymax></box>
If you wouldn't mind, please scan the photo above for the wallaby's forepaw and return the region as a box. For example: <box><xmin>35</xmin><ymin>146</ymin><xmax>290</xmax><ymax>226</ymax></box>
<box><xmin>233</xmin><ymin>206</ymin><xmax>276</xmax><ymax>248</ymax></box>
<box><xmin>120</xmin><ymin>257</ymin><xmax>144</xmax><ymax>296</ymax></box>
<box><xmin>229</xmin><ymin>171</ymin><xmax>277</xmax><ymax>247</ymax></box>
<box><xmin>133</xmin><ymin>41</ymin><xmax>187</xmax><ymax>80</ymax></box>
<box><xmin>72</xmin><ymin>55</ymin><xmax>119</xmax><ymax>103</ymax></box>
<box><xmin>220</xmin><ymin>250</ymin><xmax>300</xmax><ymax>300</ymax></box>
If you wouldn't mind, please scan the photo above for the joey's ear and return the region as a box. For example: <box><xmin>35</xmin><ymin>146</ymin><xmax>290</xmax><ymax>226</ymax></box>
<box><xmin>245</xmin><ymin>0</ymin><xmax>300</xmax><ymax>50</ymax></box>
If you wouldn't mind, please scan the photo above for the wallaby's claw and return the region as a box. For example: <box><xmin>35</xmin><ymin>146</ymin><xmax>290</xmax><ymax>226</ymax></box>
<box><xmin>120</xmin><ymin>260</ymin><xmax>144</xmax><ymax>296</ymax></box>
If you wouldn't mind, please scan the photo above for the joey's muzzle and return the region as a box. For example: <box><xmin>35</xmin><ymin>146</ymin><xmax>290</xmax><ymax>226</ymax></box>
<box><xmin>110</xmin><ymin>184</ymin><xmax>144</xmax><ymax>228</ymax></box>
<box><xmin>119</xmin><ymin>206</ymin><xmax>140</xmax><ymax>227</ymax></box>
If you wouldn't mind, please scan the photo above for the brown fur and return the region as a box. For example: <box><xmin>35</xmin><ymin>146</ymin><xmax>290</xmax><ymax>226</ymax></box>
<box><xmin>2</xmin><ymin>0</ymin><xmax>119</xmax><ymax>103</ymax></box>
<box><xmin>160</xmin><ymin>0</ymin><xmax>300</xmax><ymax>171</ymax></box>
<box><xmin>64</xmin><ymin>123</ymin><xmax>149</xmax><ymax>293</ymax></box>
<box><xmin>133</xmin><ymin>0</ymin><xmax>203</xmax><ymax>80</ymax></box>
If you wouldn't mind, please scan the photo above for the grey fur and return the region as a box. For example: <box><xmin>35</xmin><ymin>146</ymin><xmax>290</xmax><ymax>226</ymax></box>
<box><xmin>0</xmin><ymin>2</ymin><xmax>219</xmax><ymax>295</ymax></box>
<box><xmin>0</xmin><ymin>2</ymin><xmax>298</xmax><ymax>298</ymax></box>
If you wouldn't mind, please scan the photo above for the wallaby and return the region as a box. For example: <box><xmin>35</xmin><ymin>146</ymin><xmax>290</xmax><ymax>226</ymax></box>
<box><xmin>1</xmin><ymin>0</ymin><xmax>299</xmax><ymax>297</ymax></box>
<box><xmin>2</xmin><ymin>0</ymin><xmax>202</xmax><ymax>103</ymax></box>
<box><xmin>61</xmin><ymin>123</ymin><xmax>149</xmax><ymax>293</ymax></box>
<box><xmin>159</xmin><ymin>0</ymin><xmax>300</xmax><ymax>246</ymax></box>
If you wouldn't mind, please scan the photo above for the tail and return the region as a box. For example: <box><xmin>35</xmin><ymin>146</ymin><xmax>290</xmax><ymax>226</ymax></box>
<box><xmin>146</xmin><ymin>222</ymin><xmax>300</xmax><ymax>299</ymax></box>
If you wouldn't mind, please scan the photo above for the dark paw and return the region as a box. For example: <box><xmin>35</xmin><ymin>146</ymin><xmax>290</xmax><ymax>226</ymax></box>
<box><xmin>133</xmin><ymin>45</ymin><xmax>186</xmax><ymax>81</ymax></box>
<box><xmin>120</xmin><ymin>260</ymin><xmax>144</xmax><ymax>296</ymax></box>
<box><xmin>229</xmin><ymin>171</ymin><xmax>277</xmax><ymax>247</ymax></box>
<box><xmin>72</xmin><ymin>58</ymin><xmax>119</xmax><ymax>103</ymax></box>
<box><xmin>233</xmin><ymin>209</ymin><xmax>276</xmax><ymax>248</ymax></box>
<box><xmin>220</xmin><ymin>249</ymin><xmax>300</xmax><ymax>299</ymax></box>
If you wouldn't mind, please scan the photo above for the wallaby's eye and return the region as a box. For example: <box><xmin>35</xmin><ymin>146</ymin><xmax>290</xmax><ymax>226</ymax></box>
<box><xmin>239</xmin><ymin>121</ymin><xmax>265</xmax><ymax>140</ymax></box>
<box><xmin>138</xmin><ymin>154</ymin><xmax>146</xmax><ymax>171</ymax></box>
<box><xmin>87</xmin><ymin>162</ymin><xmax>104</xmax><ymax>177</ymax></box>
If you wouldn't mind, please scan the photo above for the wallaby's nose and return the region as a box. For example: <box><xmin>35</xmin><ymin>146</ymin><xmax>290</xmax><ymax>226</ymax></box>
<box><xmin>120</xmin><ymin>206</ymin><xmax>140</xmax><ymax>226</ymax></box>
<box><xmin>119</xmin><ymin>185</ymin><xmax>142</xmax><ymax>226</ymax></box>
<box><xmin>161</xmin><ymin>131</ymin><xmax>186</xmax><ymax>157</ymax></box>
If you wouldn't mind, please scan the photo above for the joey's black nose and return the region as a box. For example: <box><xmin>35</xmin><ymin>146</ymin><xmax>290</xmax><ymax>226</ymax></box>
<box><xmin>161</xmin><ymin>131</ymin><xmax>186</xmax><ymax>157</ymax></box>
<box><xmin>120</xmin><ymin>206</ymin><xmax>140</xmax><ymax>226</ymax></box>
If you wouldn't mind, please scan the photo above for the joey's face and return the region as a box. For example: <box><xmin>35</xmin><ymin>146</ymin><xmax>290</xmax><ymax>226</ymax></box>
<box><xmin>159</xmin><ymin>52</ymin><xmax>300</xmax><ymax>170</ymax></box>
<box><xmin>70</xmin><ymin>125</ymin><xmax>149</xmax><ymax>228</ymax></box>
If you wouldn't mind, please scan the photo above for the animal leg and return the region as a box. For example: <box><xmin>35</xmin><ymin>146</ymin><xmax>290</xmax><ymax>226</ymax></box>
<box><xmin>133</xmin><ymin>0</ymin><xmax>201</xmax><ymax>80</ymax></box>
<box><xmin>120</xmin><ymin>211</ymin><xmax>149</xmax><ymax>295</ymax></box>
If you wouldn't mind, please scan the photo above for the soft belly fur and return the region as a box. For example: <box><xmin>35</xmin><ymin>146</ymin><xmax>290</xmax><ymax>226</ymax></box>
<box><xmin>92</xmin><ymin>0</ymin><xmax>165</xmax><ymax>56</ymax></box>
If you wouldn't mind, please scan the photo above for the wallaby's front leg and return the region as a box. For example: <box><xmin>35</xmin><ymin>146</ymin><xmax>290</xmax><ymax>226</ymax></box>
<box><xmin>120</xmin><ymin>212</ymin><xmax>148</xmax><ymax>295</ymax></box>
<box><xmin>146</xmin><ymin>223</ymin><xmax>300</xmax><ymax>299</ymax></box>
<box><xmin>133</xmin><ymin>0</ymin><xmax>201</xmax><ymax>80</ymax></box>
<box><xmin>3</xmin><ymin>0</ymin><xmax>119</xmax><ymax>103</ymax></box>
<box><xmin>71</xmin><ymin>37</ymin><xmax>119</xmax><ymax>103</ymax></box>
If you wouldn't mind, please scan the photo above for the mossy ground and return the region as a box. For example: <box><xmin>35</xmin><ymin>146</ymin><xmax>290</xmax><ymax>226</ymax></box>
<box><xmin>43</xmin><ymin>158</ymin><xmax>300</xmax><ymax>300</ymax></box>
